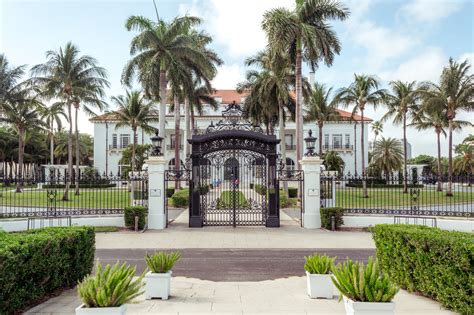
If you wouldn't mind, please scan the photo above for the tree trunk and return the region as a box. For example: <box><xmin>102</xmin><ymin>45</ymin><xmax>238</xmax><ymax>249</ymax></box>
<box><xmin>174</xmin><ymin>96</ymin><xmax>181</xmax><ymax>190</ymax></box>
<box><xmin>184</xmin><ymin>97</ymin><xmax>190</xmax><ymax>158</ymax></box>
<box><xmin>318</xmin><ymin>122</ymin><xmax>323</xmax><ymax>155</ymax></box>
<box><xmin>132</xmin><ymin>127</ymin><xmax>137</xmax><ymax>172</ymax></box>
<box><xmin>360</xmin><ymin>108</ymin><xmax>368</xmax><ymax>198</ymax></box>
<box><xmin>16</xmin><ymin>129</ymin><xmax>24</xmax><ymax>193</ymax></box>
<box><xmin>403</xmin><ymin>114</ymin><xmax>408</xmax><ymax>194</ymax></box>
<box><xmin>50</xmin><ymin>120</ymin><xmax>54</xmax><ymax>165</ymax></box>
<box><xmin>436</xmin><ymin>130</ymin><xmax>442</xmax><ymax>192</ymax></box>
<box><xmin>354</xmin><ymin>122</ymin><xmax>357</xmax><ymax>175</ymax></box>
<box><xmin>159</xmin><ymin>70</ymin><xmax>167</xmax><ymax>139</ymax></box>
<box><xmin>447</xmin><ymin>119</ymin><xmax>453</xmax><ymax>196</ymax></box>
<box><xmin>190</xmin><ymin>110</ymin><xmax>196</xmax><ymax>135</ymax></box>
<box><xmin>295</xmin><ymin>46</ymin><xmax>303</xmax><ymax>170</ymax></box>
<box><xmin>62</xmin><ymin>102</ymin><xmax>73</xmax><ymax>201</ymax></box>
<box><xmin>279</xmin><ymin>105</ymin><xmax>288</xmax><ymax>194</ymax></box>
<box><xmin>74</xmin><ymin>104</ymin><xmax>80</xmax><ymax>196</ymax></box>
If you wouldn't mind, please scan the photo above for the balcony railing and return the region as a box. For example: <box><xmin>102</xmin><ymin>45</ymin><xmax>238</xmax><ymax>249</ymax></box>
<box><xmin>166</xmin><ymin>144</ymin><xmax>184</xmax><ymax>150</ymax></box>
<box><xmin>108</xmin><ymin>144</ymin><xmax>128</xmax><ymax>150</ymax></box>
<box><xmin>322</xmin><ymin>144</ymin><xmax>353</xmax><ymax>151</ymax></box>
<box><xmin>285</xmin><ymin>144</ymin><xmax>296</xmax><ymax>150</ymax></box>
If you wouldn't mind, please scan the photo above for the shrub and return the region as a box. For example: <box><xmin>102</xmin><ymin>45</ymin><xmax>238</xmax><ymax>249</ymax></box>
<box><xmin>77</xmin><ymin>262</ymin><xmax>144</xmax><ymax>307</ymax></box>
<box><xmin>254</xmin><ymin>184</ymin><xmax>267</xmax><ymax>195</ymax></box>
<box><xmin>0</xmin><ymin>227</ymin><xmax>95</xmax><ymax>314</ymax></box>
<box><xmin>279</xmin><ymin>190</ymin><xmax>288</xmax><ymax>208</ymax></box>
<box><xmin>42</xmin><ymin>183</ymin><xmax>116</xmax><ymax>189</ymax></box>
<box><xmin>145</xmin><ymin>251</ymin><xmax>181</xmax><ymax>273</ymax></box>
<box><xmin>171</xmin><ymin>189</ymin><xmax>189</xmax><ymax>208</ymax></box>
<box><xmin>124</xmin><ymin>206</ymin><xmax>147</xmax><ymax>230</ymax></box>
<box><xmin>198</xmin><ymin>184</ymin><xmax>209</xmax><ymax>195</ymax></box>
<box><xmin>331</xmin><ymin>257</ymin><xmax>399</xmax><ymax>302</ymax></box>
<box><xmin>288</xmin><ymin>187</ymin><xmax>298</xmax><ymax>198</ymax></box>
<box><xmin>166</xmin><ymin>188</ymin><xmax>175</xmax><ymax>198</ymax></box>
<box><xmin>372</xmin><ymin>224</ymin><xmax>474</xmax><ymax>314</ymax></box>
<box><xmin>304</xmin><ymin>254</ymin><xmax>335</xmax><ymax>274</ymax></box>
<box><xmin>320</xmin><ymin>207</ymin><xmax>344</xmax><ymax>230</ymax></box>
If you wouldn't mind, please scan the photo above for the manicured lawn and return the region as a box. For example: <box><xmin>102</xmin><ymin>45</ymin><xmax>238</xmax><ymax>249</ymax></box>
<box><xmin>0</xmin><ymin>189</ymin><xmax>130</xmax><ymax>209</ymax></box>
<box><xmin>217</xmin><ymin>191</ymin><xmax>249</xmax><ymax>209</ymax></box>
<box><xmin>335</xmin><ymin>188</ymin><xmax>472</xmax><ymax>208</ymax></box>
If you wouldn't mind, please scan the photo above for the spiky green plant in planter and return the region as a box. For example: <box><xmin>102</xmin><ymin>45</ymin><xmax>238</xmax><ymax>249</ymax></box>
<box><xmin>331</xmin><ymin>257</ymin><xmax>399</xmax><ymax>302</ymax></box>
<box><xmin>145</xmin><ymin>251</ymin><xmax>181</xmax><ymax>273</ymax></box>
<box><xmin>77</xmin><ymin>262</ymin><xmax>144</xmax><ymax>307</ymax></box>
<box><xmin>304</xmin><ymin>254</ymin><xmax>335</xmax><ymax>274</ymax></box>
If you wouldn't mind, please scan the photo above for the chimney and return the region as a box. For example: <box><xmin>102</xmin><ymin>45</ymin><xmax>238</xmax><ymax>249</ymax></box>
<box><xmin>309</xmin><ymin>71</ymin><xmax>315</xmax><ymax>86</ymax></box>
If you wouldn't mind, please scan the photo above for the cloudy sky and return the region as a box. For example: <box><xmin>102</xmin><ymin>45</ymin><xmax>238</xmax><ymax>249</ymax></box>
<box><xmin>1</xmin><ymin>0</ymin><xmax>473</xmax><ymax>157</ymax></box>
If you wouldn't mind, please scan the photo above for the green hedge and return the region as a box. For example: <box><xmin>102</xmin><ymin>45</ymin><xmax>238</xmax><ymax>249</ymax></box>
<box><xmin>288</xmin><ymin>187</ymin><xmax>298</xmax><ymax>198</ymax></box>
<box><xmin>320</xmin><ymin>207</ymin><xmax>344</xmax><ymax>230</ymax></box>
<box><xmin>0</xmin><ymin>227</ymin><xmax>95</xmax><ymax>314</ymax></box>
<box><xmin>42</xmin><ymin>183</ymin><xmax>116</xmax><ymax>189</ymax></box>
<box><xmin>124</xmin><ymin>206</ymin><xmax>147</xmax><ymax>230</ymax></box>
<box><xmin>254</xmin><ymin>184</ymin><xmax>267</xmax><ymax>195</ymax></box>
<box><xmin>372</xmin><ymin>225</ymin><xmax>474</xmax><ymax>314</ymax></box>
<box><xmin>171</xmin><ymin>189</ymin><xmax>189</xmax><ymax>208</ymax></box>
<box><xmin>166</xmin><ymin>188</ymin><xmax>175</xmax><ymax>198</ymax></box>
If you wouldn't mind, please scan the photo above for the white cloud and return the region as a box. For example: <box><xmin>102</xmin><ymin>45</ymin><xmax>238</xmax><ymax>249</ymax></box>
<box><xmin>399</xmin><ymin>0</ymin><xmax>464</xmax><ymax>23</ymax></box>
<box><xmin>458</xmin><ymin>52</ymin><xmax>474</xmax><ymax>67</ymax></box>
<box><xmin>211</xmin><ymin>63</ymin><xmax>246</xmax><ymax>89</ymax></box>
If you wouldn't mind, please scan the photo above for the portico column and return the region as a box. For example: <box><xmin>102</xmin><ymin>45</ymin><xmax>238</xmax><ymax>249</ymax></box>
<box><xmin>146</xmin><ymin>156</ymin><xmax>167</xmax><ymax>229</ymax></box>
<box><xmin>300</xmin><ymin>156</ymin><xmax>323</xmax><ymax>229</ymax></box>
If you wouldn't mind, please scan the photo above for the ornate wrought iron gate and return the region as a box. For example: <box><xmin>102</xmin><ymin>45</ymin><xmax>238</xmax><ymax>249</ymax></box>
<box><xmin>188</xmin><ymin>102</ymin><xmax>280</xmax><ymax>228</ymax></box>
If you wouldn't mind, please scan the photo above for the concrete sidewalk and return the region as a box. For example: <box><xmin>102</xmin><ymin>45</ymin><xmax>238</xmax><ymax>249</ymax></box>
<box><xmin>25</xmin><ymin>276</ymin><xmax>455</xmax><ymax>314</ymax></box>
<box><xmin>95</xmin><ymin>210</ymin><xmax>375</xmax><ymax>249</ymax></box>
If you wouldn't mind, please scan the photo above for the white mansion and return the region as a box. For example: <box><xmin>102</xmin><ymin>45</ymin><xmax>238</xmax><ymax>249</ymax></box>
<box><xmin>91</xmin><ymin>90</ymin><xmax>371</xmax><ymax>175</ymax></box>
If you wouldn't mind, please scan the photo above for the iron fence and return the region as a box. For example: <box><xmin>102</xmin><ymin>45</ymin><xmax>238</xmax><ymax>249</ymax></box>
<box><xmin>0</xmin><ymin>174</ymin><xmax>148</xmax><ymax>218</ymax></box>
<box><xmin>321</xmin><ymin>175</ymin><xmax>473</xmax><ymax>217</ymax></box>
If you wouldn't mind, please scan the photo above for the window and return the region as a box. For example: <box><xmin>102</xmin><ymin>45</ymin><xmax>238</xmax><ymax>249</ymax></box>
<box><xmin>345</xmin><ymin>134</ymin><xmax>350</xmax><ymax>148</ymax></box>
<box><xmin>333</xmin><ymin>135</ymin><xmax>342</xmax><ymax>148</ymax></box>
<box><xmin>112</xmin><ymin>134</ymin><xmax>117</xmax><ymax>149</ymax></box>
<box><xmin>120</xmin><ymin>134</ymin><xmax>130</xmax><ymax>148</ymax></box>
<box><xmin>324</xmin><ymin>134</ymin><xmax>330</xmax><ymax>147</ymax></box>
<box><xmin>170</xmin><ymin>134</ymin><xmax>176</xmax><ymax>148</ymax></box>
<box><xmin>285</xmin><ymin>134</ymin><xmax>293</xmax><ymax>145</ymax></box>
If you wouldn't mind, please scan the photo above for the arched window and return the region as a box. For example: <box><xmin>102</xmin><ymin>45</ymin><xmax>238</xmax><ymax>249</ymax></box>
<box><xmin>286</xmin><ymin>158</ymin><xmax>296</xmax><ymax>170</ymax></box>
<box><xmin>168</xmin><ymin>158</ymin><xmax>185</xmax><ymax>170</ymax></box>
<box><xmin>224</xmin><ymin>158</ymin><xmax>239</xmax><ymax>180</ymax></box>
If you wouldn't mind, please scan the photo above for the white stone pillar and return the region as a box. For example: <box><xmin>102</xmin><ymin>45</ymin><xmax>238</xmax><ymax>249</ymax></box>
<box><xmin>300</xmin><ymin>156</ymin><xmax>323</xmax><ymax>229</ymax></box>
<box><xmin>146</xmin><ymin>156</ymin><xmax>167</xmax><ymax>229</ymax></box>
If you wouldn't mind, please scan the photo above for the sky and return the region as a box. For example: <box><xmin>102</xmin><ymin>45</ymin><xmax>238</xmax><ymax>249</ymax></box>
<box><xmin>1</xmin><ymin>0</ymin><xmax>473</xmax><ymax>157</ymax></box>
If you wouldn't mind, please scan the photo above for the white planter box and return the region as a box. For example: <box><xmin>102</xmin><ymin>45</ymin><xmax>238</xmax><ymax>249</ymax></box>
<box><xmin>306</xmin><ymin>271</ymin><xmax>334</xmax><ymax>299</ymax></box>
<box><xmin>145</xmin><ymin>271</ymin><xmax>172</xmax><ymax>300</ymax></box>
<box><xmin>343</xmin><ymin>296</ymin><xmax>395</xmax><ymax>315</ymax></box>
<box><xmin>75</xmin><ymin>304</ymin><xmax>126</xmax><ymax>315</ymax></box>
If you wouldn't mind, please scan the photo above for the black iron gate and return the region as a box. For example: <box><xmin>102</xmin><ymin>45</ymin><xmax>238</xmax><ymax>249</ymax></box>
<box><xmin>277</xmin><ymin>167</ymin><xmax>304</xmax><ymax>227</ymax></box>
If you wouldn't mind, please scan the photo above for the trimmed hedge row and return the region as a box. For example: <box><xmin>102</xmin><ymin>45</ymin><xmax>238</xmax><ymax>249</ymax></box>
<box><xmin>320</xmin><ymin>207</ymin><xmax>344</xmax><ymax>229</ymax></box>
<box><xmin>42</xmin><ymin>183</ymin><xmax>116</xmax><ymax>189</ymax></box>
<box><xmin>171</xmin><ymin>189</ymin><xmax>189</xmax><ymax>208</ymax></box>
<box><xmin>124</xmin><ymin>206</ymin><xmax>147</xmax><ymax>230</ymax></box>
<box><xmin>372</xmin><ymin>225</ymin><xmax>474</xmax><ymax>314</ymax></box>
<box><xmin>0</xmin><ymin>227</ymin><xmax>95</xmax><ymax>314</ymax></box>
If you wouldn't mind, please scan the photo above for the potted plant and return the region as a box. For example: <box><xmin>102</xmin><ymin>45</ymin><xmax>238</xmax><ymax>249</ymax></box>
<box><xmin>76</xmin><ymin>262</ymin><xmax>144</xmax><ymax>315</ymax></box>
<box><xmin>144</xmin><ymin>251</ymin><xmax>181</xmax><ymax>300</ymax></box>
<box><xmin>304</xmin><ymin>254</ymin><xmax>336</xmax><ymax>299</ymax></box>
<box><xmin>331</xmin><ymin>257</ymin><xmax>399</xmax><ymax>315</ymax></box>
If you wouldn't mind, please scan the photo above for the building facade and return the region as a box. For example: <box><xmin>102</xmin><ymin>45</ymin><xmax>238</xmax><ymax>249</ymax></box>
<box><xmin>91</xmin><ymin>90</ymin><xmax>371</xmax><ymax>175</ymax></box>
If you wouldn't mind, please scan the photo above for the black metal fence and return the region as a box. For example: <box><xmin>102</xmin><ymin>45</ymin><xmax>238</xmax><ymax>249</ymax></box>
<box><xmin>0</xmin><ymin>174</ymin><xmax>148</xmax><ymax>218</ymax></box>
<box><xmin>321</xmin><ymin>175</ymin><xmax>473</xmax><ymax>217</ymax></box>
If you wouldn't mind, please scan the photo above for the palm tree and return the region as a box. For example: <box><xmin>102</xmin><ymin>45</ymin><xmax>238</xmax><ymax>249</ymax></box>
<box><xmin>262</xmin><ymin>0</ymin><xmax>349</xmax><ymax>168</ymax></box>
<box><xmin>422</xmin><ymin>58</ymin><xmax>473</xmax><ymax>196</ymax></box>
<box><xmin>371</xmin><ymin>121</ymin><xmax>383</xmax><ymax>144</ymax></box>
<box><xmin>31</xmin><ymin>42</ymin><xmax>109</xmax><ymax>198</ymax></box>
<box><xmin>112</xmin><ymin>90</ymin><xmax>158</xmax><ymax>172</ymax></box>
<box><xmin>410</xmin><ymin>106</ymin><xmax>470</xmax><ymax>191</ymax></box>
<box><xmin>39</xmin><ymin>102</ymin><xmax>67</xmax><ymax>166</ymax></box>
<box><xmin>304</xmin><ymin>82</ymin><xmax>341</xmax><ymax>154</ymax></box>
<box><xmin>382</xmin><ymin>81</ymin><xmax>423</xmax><ymax>193</ymax></box>
<box><xmin>454</xmin><ymin>143</ymin><xmax>473</xmax><ymax>177</ymax></box>
<box><xmin>322</xmin><ymin>151</ymin><xmax>344</xmax><ymax>174</ymax></box>
<box><xmin>336</xmin><ymin>74</ymin><xmax>386</xmax><ymax>197</ymax></box>
<box><xmin>370</xmin><ymin>137</ymin><xmax>403</xmax><ymax>178</ymax></box>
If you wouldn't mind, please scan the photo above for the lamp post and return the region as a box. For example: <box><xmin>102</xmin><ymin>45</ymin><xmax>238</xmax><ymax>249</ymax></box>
<box><xmin>304</xmin><ymin>130</ymin><xmax>317</xmax><ymax>157</ymax></box>
<box><xmin>150</xmin><ymin>130</ymin><xmax>164</xmax><ymax>157</ymax></box>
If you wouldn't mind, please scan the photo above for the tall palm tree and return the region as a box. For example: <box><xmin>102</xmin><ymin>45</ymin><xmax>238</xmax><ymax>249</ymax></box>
<box><xmin>454</xmin><ymin>143</ymin><xmax>473</xmax><ymax>177</ymax></box>
<box><xmin>336</xmin><ymin>74</ymin><xmax>386</xmax><ymax>197</ymax></box>
<box><xmin>371</xmin><ymin>121</ymin><xmax>383</xmax><ymax>144</ymax></box>
<box><xmin>31</xmin><ymin>42</ymin><xmax>109</xmax><ymax>198</ymax></box>
<box><xmin>112</xmin><ymin>90</ymin><xmax>158</xmax><ymax>172</ymax></box>
<box><xmin>370</xmin><ymin>137</ymin><xmax>403</xmax><ymax>178</ymax></box>
<box><xmin>262</xmin><ymin>0</ymin><xmax>349</xmax><ymax>168</ymax></box>
<box><xmin>39</xmin><ymin>102</ymin><xmax>67</xmax><ymax>166</ymax></box>
<box><xmin>422</xmin><ymin>58</ymin><xmax>473</xmax><ymax>196</ymax></box>
<box><xmin>382</xmin><ymin>81</ymin><xmax>423</xmax><ymax>193</ymax></box>
<box><xmin>411</xmin><ymin>107</ymin><xmax>471</xmax><ymax>191</ymax></box>
<box><xmin>304</xmin><ymin>82</ymin><xmax>340</xmax><ymax>154</ymax></box>
<box><xmin>322</xmin><ymin>150</ymin><xmax>344</xmax><ymax>174</ymax></box>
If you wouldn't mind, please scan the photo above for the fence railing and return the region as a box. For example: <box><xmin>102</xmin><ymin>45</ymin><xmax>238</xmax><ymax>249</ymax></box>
<box><xmin>321</xmin><ymin>175</ymin><xmax>473</xmax><ymax>217</ymax></box>
<box><xmin>0</xmin><ymin>174</ymin><xmax>148</xmax><ymax>218</ymax></box>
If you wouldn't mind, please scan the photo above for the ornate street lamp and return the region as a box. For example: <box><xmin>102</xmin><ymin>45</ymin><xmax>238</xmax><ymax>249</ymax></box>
<box><xmin>150</xmin><ymin>130</ymin><xmax>164</xmax><ymax>156</ymax></box>
<box><xmin>304</xmin><ymin>130</ymin><xmax>317</xmax><ymax>157</ymax></box>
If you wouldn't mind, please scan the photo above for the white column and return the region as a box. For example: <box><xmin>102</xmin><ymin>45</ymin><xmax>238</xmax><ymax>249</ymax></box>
<box><xmin>300</xmin><ymin>156</ymin><xmax>323</xmax><ymax>229</ymax></box>
<box><xmin>146</xmin><ymin>156</ymin><xmax>167</xmax><ymax>229</ymax></box>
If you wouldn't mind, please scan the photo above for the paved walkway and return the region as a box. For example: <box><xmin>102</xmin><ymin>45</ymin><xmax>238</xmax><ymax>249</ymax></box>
<box><xmin>96</xmin><ymin>210</ymin><xmax>375</xmax><ymax>249</ymax></box>
<box><xmin>25</xmin><ymin>276</ymin><xmax>455</xmax><ymax>314</ymax></box>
